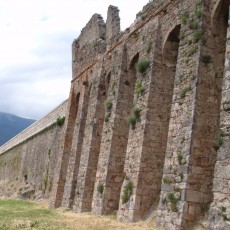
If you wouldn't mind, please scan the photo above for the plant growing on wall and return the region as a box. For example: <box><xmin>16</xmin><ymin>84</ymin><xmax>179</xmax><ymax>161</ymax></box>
<box><xmin>127</xmin><ymin>106</ymin><xmax>142</xmax><ymax>130</ymax></box>
<box><xmin>56</xmin><ymin>116</ymin><xmax>65</xmax><ymax>126</ymax></box>
<box><xmin>179</xmin><ymin>172</ymin><xmax>184</xmax><ymax>182</ymax></box>
<box><xmin>223</xmin><ymin>101</ymin><xmax>230</xmax><ymax>105</ymax></box>
<box><xmin>177</xmin><ymin>152</ymin><xmax>186</xmax><ymax>165</ymax></box>
<box><xmin>192</xmin><ymin>30</ymin><xmax>202</xmax><ymax>43</ymax></box>
<box><xmin>135</xmin><ymin>59</ymin><xmax>150</xmax><ymax>73</ymax></box>
<box><xmin>163</xmin><ymin>177</ymin><xmax>172</xmax><ymax>184</ymax></box>
<box><xmin>104</xmin><ymin>113</ymin><xmax>111</xmax><ymax>122</ymax></box>
<box><xmin>167</xmin><ymin>192</ymin><xmax>180</xmax><ymax>212</ymax></box>
<box><xmin>201</xmin><ymin>55</ymin><xmax>211</xmax><ymax>64</ymax></box>
<box><xmin>219</xmin><ymin>206</ymin><xmax>229</xmax><ymax>221</ymax></box>
<box><xmin>180</xmin><ymin>87</ymin><xmax>192</xmax><ymax>99</ymax></box>
<box><xmin>189</xmin><ymin>19</ymin><xmax>198</xmax><ymax>30</ymax></box>
<box><xmin>136</xmin><ymin>80</ymin><xmax>144</xmax><ymax>98</ymax></box>
<box><xmin>179</xmin><ymin>14</ymin><xmax>187</xmax><ymax>25</ymax></box>
<box><xmin>132</xmin><ymin>106</ymin><xmax>141</xmax><ymax>122</ymax></box>
<box><xmin>214</xmin><ymin>131</ymin><xmax>223</xmax><ymax>150</ymax></box>
<box><xmin>127</xmin><ymin>115</ymin><xmax>136</xmax><ymax>130</ymax></box>
<box><xmin>97</xmin><ymin>183</ymin><xmax>104</xmax><ymax>195</ymax></box>
<box><xmin>122</xmin><ymin>180</ymin><xmax>133</xmax><ymax>204</ymax></box>
<box><xmin>104</xmin><ymin>98</ymin><xmax>113</xmax><ymax>112</ymax></box>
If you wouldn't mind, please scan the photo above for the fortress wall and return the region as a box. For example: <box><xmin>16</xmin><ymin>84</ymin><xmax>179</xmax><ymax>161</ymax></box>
<box><xmin>0</xmin><ymin>0</ymin><xmax>230</xmax><ymax>229</ymax></box>
<box><xmin>0</xmin><ymin>100</ymin><xmax>68</xmax><ymax>199</ymax></box>
<box><xmin>208</xmin><ymin>1</ymin><xmax>230</xmax><ymax>229</ymax></box>
<box><xmin>0</xmin><ymin>100</ymin><xmax>68</xmax><ymax>155</ymax></box>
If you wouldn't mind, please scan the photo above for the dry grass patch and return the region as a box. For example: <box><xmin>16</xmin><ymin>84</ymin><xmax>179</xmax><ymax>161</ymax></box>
<box><xmin>0</xmin><ymin>199</ymin><xmax>160</xmax><ymax>230</ymax></box>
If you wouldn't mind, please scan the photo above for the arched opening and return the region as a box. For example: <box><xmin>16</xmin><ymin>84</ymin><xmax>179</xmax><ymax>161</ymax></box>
<box><xmin>129</xmin><ymin>53</ymin><xmax>139</xmax><ymax>74</ymax></box>
<box><xmin>211</xmin><ymin>0</ymin><xmax>230</xmax><ymax>35</ymax></box>
<box><xmin>162</xmin><ymin>24</ymin><xmax>181</xmax><ymax>66</ymax></box>
<box><xmin>93</xmin><ymin>52</ymin><xmax>140</xmax><ymax>215</ymax></box>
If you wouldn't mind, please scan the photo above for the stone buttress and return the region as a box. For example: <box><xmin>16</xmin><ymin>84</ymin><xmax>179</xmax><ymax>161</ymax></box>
<box><xmin>0</xmin><ymin>1</ymin><xmax>227</xmax><ymax>230</ymax></box>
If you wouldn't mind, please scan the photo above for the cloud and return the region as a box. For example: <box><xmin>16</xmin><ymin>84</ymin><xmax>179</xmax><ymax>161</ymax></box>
<box><xmin>0</xmin><ymin>0</ymin><xmax>148</xmax><ymax>119</ymax></box>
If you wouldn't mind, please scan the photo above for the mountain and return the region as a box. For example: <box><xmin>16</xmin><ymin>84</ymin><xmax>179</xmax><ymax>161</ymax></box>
<box><xmin>0</xmin><ymin>112</ymin><xmax>36</xmax><ymax>146</ymax></box>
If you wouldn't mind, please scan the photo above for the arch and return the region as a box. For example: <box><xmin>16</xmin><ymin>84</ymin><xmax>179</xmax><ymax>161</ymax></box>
<box><xmin>162</xmin><ymin>24</ymin><xmax>181</xmax><ymax>66</ymax></box>
<box><xmin>211</xmin><ymin>0</ymin><xmax>230</xmax><ymax>35</ymax></box>
<box><xmin>129</xmin><ymin>53</ymin><xmax>139</xmax><ymax>70</ymax></box>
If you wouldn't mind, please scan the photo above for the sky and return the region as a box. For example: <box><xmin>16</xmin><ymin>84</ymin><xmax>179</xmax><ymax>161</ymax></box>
<box><xmin>0</xmin><ymin>0</ymin><xmax>149</xmax><ymax>120</ymax></box>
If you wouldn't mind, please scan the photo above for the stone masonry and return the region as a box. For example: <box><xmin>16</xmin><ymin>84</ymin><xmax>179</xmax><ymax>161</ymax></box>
<box><xmin>0</xmin><ymin>1</ymin><xmax>230</xmax><ymax>229</ymax></box>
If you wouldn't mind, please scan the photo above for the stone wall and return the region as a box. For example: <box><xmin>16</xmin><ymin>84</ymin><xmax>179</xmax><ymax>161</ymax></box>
<box><xmin>0</xmin><ymin>100</ymin><xmax>68</xmax><ymax>199</ymax></box>
<box><xmin>208</xmin><ymin>1</ymin><xmax>230</xmax><ymax>229</ymax></box>
<box><xmin>0</xmin><ymin>1</ymin><xmax>230</xmax><ymax>229</ymax></box>
<box><xmin>0</xmin><ymin>100</ymin><xmax>68</xmax><ymax>155</ymax></box>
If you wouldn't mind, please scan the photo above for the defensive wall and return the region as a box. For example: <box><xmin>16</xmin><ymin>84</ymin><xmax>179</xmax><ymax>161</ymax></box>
<box><xmin>0</xmin><ymin>0</ymin><xmax>230</xmax><ymax>229</ymax></box>
<box><xmin>0</xmin><ymin>100</ymin><xmax>68</xmax><ymax>198</ymax></box>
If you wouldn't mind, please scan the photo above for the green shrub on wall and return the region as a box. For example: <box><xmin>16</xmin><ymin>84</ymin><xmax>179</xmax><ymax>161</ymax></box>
<box><xmin>136</xmin><ymin>80</ymin><xmax>144</xmax><ymax>98</ymax></box>
<box><xmin>127</xmin><ymin>115</ymin><xmax>136</xmax><ymax>130</ymax></box>
<box><xmin>135</xmin><ymin>59</ymin><xmax>150</xmax><ymax>73</ymax></box>
<box><xmin>104</xmin><ymin>98</ymin><xmax>113</xmax><ymax>112</ymax></box>
<box><xmin>214</xmin><ymin>131</ymin><xmax>223</xmax><ymax>150</ymax></box>
<box><xmin>127</xmin><ymin>106</ymin><xmax>142</xmax><ymax>130</ymax></box>
<box><xmin>56</xmin><ymin>116</ymin><xmax>65</xmax><ymax>126</ymax></box>
<box><xmin>122</xmin><ymin>180</ymin><xmax>133</xmax><ymax>204</ymax></box>
<box><xmin>97</xmin><ymin>183</ymin><xmax>104</xmax><ymax>195</ymax></box>
<box><xmin>201</xmin><ymin>55</ymin><xmax>211</xmax><ymax>64</ymax></box>
<box><xmin>167</xmin><ymin>192</ymin><xmax>180</xmax><ymax>212</ymax></box>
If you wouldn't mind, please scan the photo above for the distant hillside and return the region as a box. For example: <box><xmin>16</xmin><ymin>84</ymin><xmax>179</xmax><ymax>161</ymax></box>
<box><xmin>0</xmin><ymin>112</ymin><xmax>36</xmax><ymax>146</ymax></box>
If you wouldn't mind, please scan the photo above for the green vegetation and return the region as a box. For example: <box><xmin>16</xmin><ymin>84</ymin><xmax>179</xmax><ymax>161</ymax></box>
<box><xmin>104</xmin><ymin>98</ymin><xmax>113</xmax><ymax>112</ymax></box>
<box><xmin>97</xmin><ymin>183</ymin><xmax>104</xmax><ymax>195</ymax></box>
<box><xmin>105</xmin><ymin>113</ymin><xmax>111</xmax><ymax>123</ymax></box>
<box><xmin>0</xmin><ymin>198</ymin><xmax>158</xmax><ymax>229</ymax></box>
<box><xmin>163</xmin><ymin>177</ymin><xmax>172</xmax><ymax>184</ymax></box>
<box><xmin>201</xmin><ymin>55</ymin><xmax>211</xmax><ymax>64</ymax></box>
<box><xmin>56</xmin><ymin>116</ymin><xmax>65</xmax><ymax>126</ymax></box>
<box><xmin>127</xmin><ymin>115</ymin><xmax>136</xmax><ymax>130</ymax></box>
<box><xmin>177</xmin><ymin>152</ymin><xmax>186</xmax><ymax>165</ymax></box>
<box><xmin>167</xmin><ymin>192</ymin><xmax>180</xmax><ymax>212</ymax></box>
<box><xmin>179</xmin><ymin>14</ymin><xmax>187</xmax><ymax>25</ymax></box>
<box><xmin>136</xmin><ymin>80</ymin><xmax>144</xmax><ymax>98</ymax></box>
<box><xmin>223</xmin><ymin>100</ymin><xmax>230</xmax><ymax>105</ymax></box>
<box><xmin>180</xmin><ymin>87</ymin><xmax>192</xmax><ymax>99</ymax></box>
<box><xmin>122</xmin><ymin>180</ymin><xmax>133</xmax><ymax>204</ymax></box>
<box><xmin>132</xmin><ymin>106</ymin><xmax>141</xmax><ymax>122</ymax></box>
<box><xmin>0</xmin><ymin>199</ymin><xmax>65</xmax><ymax>230</ymax></box>
<box><xmin>214</xmin><ymin>131</ymin><xmax>223</xmax><ymax>151</ymax></box>
<box><xmin>179</xmin><ymin>172</ymin><xmax>184</xmax><ymax>182</ymax></box>
<box><xmin>219</xmin><ymin>206</ymin><xmax>229</xmax><ymax>221</ymax></box>
<box><xmin>127</xmin><ymin>106</ymin><xmax>142</xmax><ymax>130</ymax></box>
<box><xmin>192</xmin><ymin>30</ymin><xmax>202</xmax><ymax>43</ymax></box>
<box><xmin>189</xmin><ymin>20</ymin><xmax>198</xmax><ymax>30</ymax></box>
<box><xmin>135</xmin><ymin>59</ymin><xmax>150</xmax><ymax>73</ymax></box>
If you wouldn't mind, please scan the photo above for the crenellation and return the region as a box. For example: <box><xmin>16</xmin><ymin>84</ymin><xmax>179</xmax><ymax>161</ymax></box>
<box><xmin>0</xmin><ymin>1</ymin><xmax>230</xmax><ymax>229</ymax></box>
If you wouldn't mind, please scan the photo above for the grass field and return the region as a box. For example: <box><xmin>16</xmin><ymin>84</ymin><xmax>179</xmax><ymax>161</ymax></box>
<box><xmin>0</xmin><ymin>199</ymin><xmax>160</xmax><ymax>230</ymax></box>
